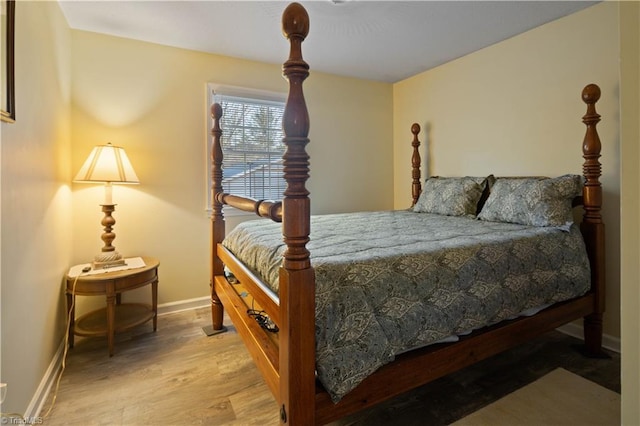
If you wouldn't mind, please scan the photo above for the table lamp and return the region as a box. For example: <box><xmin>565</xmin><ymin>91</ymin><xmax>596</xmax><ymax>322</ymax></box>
<box><xmin>74</xmin><ymin>143</ymin><xmax>139</xmax><ymax>269</ymax></box>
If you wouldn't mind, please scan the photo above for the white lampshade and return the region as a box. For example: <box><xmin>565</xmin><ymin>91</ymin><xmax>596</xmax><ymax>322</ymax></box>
<box><xmin>74</xmin><ymin>143</ymin><xmax>139</xmax><ymax>184</ymax></box>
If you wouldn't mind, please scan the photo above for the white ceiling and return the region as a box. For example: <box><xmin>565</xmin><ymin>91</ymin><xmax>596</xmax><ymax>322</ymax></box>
<box><xmin>58</xmin><ymin>1</ymin><xmax>598</xmax><ymax>83</ymax></box>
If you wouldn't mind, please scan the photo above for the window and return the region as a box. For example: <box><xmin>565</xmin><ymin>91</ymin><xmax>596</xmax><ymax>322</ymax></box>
<box><xmin>207</xmin><ymin>85</ymin><xmax>287</xmax><ymax>214</ymax></box>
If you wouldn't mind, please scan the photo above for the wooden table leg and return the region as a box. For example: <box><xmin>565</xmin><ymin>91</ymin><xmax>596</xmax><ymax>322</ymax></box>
<box><xmin>106</xmin><ymin>281</ymin><xmax>116</xmax><ymax>356</ymax></box>
<box><xmin>152</xmin><ymin>279</ymin><xmax>158</xmax><ymax>331</ymax></box>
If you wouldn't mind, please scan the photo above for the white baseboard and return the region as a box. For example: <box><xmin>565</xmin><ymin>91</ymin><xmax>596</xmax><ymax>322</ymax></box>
<box><xmin>158</xmin><ymin>295</ymin><xmax>210</xmax><ymax>316</ymax></box>
<box><xmin>556</xmin><ymin>322</ymin><xmax>621</xmax><ymax>353</ymax></box>
<box><xmin>26</xmin><ymin>341</ymin><xmax>65</xmax><ymax>421</ymax></box>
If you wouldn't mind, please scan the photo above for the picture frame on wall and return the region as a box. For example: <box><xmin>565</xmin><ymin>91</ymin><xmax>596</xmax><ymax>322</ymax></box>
<box><xmin>1</xmin><ymin>0</ymin><xmax>15</xmax><ymax>123</ymax></box>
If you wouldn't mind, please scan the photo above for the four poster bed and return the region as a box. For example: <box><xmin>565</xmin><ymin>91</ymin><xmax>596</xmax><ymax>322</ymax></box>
<box><xmin>208</xmin><ymin>3</ymin><xmax>606</xmax><ymax>425</ymax></box>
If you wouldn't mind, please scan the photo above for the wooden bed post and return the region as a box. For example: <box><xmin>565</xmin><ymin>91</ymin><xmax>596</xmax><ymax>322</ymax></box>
<box><xmin>206</xmin><ymin>102</ymin><xmax>227</xmax><ymax>335</ymax></box>
<box><xmin>411</xmin><ymin>123</ymin><xmax>422</xmax><ymax>206</ymax></box>
<box><xmin>579</xmin><ymin>83</ymin><xmax>607</xmax><ymax>357</ymax></box>
<box><xmin>279</xmin><ymin>3</ymin><xmax>315</xmax><ymax>425</ymax></box>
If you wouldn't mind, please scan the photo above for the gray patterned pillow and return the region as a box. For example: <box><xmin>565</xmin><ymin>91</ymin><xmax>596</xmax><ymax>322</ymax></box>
<box><xmin>413</xmin><ymin>177</ymin><xmax>486</xmax><ymax>217</ymax></box>
<box><xmin>477</xmin><ymin>174</ymin><xmax>583</xmax><ymax>228</ymax></box>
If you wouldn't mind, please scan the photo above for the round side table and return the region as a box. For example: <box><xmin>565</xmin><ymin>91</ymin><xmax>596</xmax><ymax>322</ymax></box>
<box><xmin>66</xmin><ymin>256</ymin><xmax>159</xmax><ymax>356</ymax></box>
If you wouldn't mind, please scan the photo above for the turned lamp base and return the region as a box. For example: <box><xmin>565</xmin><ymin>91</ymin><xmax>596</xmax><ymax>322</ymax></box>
<box><xmin>92</xmin><ymin>203</ymin><xmax>127</xmax><ymax>270</ymax></box>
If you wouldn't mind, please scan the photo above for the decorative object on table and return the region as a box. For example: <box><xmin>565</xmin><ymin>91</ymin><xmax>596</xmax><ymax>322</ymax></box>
<box><xmin>74</xmin><ymin>143</ymin><xmax>139</xmax><ymax>269</ymax></box>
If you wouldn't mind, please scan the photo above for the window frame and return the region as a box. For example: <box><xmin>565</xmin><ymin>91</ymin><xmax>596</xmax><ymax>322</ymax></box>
<box><xmin>205</xmin><ymin>83</ymin><xmax>287</xmax><ymax>217</ymax></box>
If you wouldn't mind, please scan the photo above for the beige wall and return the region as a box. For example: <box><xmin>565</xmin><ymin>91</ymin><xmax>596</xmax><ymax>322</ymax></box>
<box><xmin>0</xmin><ymin>1</ymin><xmax>72</xmax><ymax>415</ymax></box>
<box><xmin>619</xmin><ymin>2</ymin><xmax>640</xmax><ymax>423</ymax></box>
<box><xmin>70</xmin><ymin>31</ymin><xmax>393</xmax><ymax>312</ymax></box>
<box><xmin>393</xmin><ymin>2</ymin><xmax>621</xmax><ymax>340</ymax></box>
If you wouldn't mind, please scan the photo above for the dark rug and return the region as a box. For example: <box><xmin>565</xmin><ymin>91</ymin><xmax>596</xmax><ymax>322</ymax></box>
<box><xmin>334</xmin><ymin>330</ymin><xmax>619</xmax><ymax>426</ymax></box>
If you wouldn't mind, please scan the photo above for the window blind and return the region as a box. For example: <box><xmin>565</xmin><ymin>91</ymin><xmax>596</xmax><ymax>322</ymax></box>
<box><xmin>216</xmin><ymin>94</ymin><xmax>286</xmax><ymax>200</ymax></box>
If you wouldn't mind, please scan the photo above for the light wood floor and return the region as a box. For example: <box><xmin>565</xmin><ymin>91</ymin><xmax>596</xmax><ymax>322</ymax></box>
<box><xmin>39</xmin><ymin>307</ymin><xmax>619</xmax><ymax>425</ymax></box>
<box><xmin>42</xmin><ymin>308</ymin><xmax>279</xmax><ymax>425</ymax></box>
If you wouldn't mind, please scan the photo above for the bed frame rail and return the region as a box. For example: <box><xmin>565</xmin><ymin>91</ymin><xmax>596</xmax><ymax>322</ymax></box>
<box><xmin>217</xmin><ymin>193</ymin><xmax>283</xmax><ymax>222</ymax></box>
<box><xmin>217</xmin><ymin>245</ymin><xmax>280</xmax><ymax>326</ymax></box>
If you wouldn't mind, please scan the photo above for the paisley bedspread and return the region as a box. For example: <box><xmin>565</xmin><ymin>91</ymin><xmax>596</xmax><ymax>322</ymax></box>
<box><xmin>222</xmin><ymin>210</ymin><xmax>591</xmax><ymax>402</ymax></box>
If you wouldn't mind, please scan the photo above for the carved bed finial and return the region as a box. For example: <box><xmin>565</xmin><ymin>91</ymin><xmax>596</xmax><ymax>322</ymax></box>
<box><xmin>581</xmin><ymin>83</ymin><xmax>602</xmax><ymax>224</ymax></box>
<box><xmin>282</xmin><ymin>2</ymin><xmax>309</xmax><ymax>41</ymax></box>
<box><xmin>411</xmin><ymin>123</ymin><xmax>422</xmax><ymax>206</ymax></box>
<box><xmin>582</xmin><ymin>83</ymin><xmax>601</xmax><ymax>104</ymax></box>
